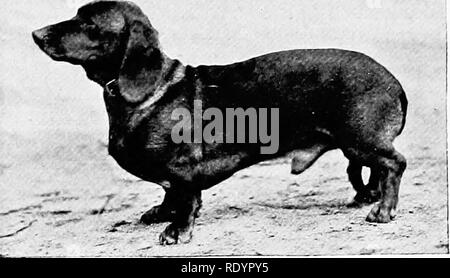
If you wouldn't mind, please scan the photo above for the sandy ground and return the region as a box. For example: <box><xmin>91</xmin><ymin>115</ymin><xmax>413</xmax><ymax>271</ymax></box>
<box><xmin>0</xmin><ymin>0</ymin><xmax>448</xmax><ymax>256</ymax></box>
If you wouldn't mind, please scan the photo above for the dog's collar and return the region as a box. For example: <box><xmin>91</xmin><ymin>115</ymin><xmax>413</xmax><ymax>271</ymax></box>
<box><xmin>103</xmin><ymin>63</ymin><xmax>186</xmax><ymax>109</ymax></box>
<box><xmin>137</xmin><ymin>63</ymin><xmax>186</xmax><ymax>110</ymax></box>
<box><xmin>105</xmin><ymin>79</ymin><xmax>118</xmax><ymax>96</ymax></box>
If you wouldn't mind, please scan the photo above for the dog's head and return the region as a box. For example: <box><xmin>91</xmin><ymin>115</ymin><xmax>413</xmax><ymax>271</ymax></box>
<box><xmin>33</xmin><ymin>0</ymin><xmax>164</xmax><ymax>103</ymax></box>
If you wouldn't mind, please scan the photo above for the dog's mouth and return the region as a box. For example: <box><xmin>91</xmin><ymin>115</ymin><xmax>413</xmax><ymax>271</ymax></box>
<box><xmin>38</xmin><ymin>46</ymin><xmax>66</xmax><ymax>62</ymax></box>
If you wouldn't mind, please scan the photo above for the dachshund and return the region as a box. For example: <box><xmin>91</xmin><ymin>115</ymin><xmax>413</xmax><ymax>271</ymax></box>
<box><xmin>33</xmin><ymin>0</ymin><xmax>407</xmax><ymax>245</ymax></box>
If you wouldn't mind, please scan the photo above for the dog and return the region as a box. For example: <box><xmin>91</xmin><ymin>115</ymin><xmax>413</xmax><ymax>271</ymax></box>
<box><xmin>33</xmin><ymin>0</ymin><xmax>407</xmax><ymax>245</ymax></box>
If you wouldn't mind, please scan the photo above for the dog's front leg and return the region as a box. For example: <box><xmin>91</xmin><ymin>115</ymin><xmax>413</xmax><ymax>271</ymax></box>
<box><xmin>159</xmin><ymin>189</ymin><xmax>202</xmax><ymax>245</ymax></box>
<box><xmin>140</xmin><ymin>188</ymin><xmax>178</xmax><ymax>224</ymax></box>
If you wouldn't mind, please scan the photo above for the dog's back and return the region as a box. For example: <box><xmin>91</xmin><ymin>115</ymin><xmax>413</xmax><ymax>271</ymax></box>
<box><xmin>194</xmin><ymin>49</ymin><xmax>407</xmax><ymax>148</ymax></box>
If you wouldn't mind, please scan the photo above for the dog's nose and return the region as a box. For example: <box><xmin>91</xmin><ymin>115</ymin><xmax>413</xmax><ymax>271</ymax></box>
<box><xmin>32</xmin><ymin>27</ymin><xmax>48</xmax><ymax>45</ymax></box>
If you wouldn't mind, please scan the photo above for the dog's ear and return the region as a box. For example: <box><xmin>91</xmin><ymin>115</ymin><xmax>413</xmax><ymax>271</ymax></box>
<box><xmin>118</xmin><ymin>20</ymin><xmax>162</xmax><ymax>103</ymax></box>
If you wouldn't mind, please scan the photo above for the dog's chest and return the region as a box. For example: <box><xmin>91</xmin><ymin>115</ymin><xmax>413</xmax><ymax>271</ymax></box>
<box><xmin>107</xmin><ymin>133</ymin><xmax>163</xmax><ymax>182</ymax></box>
<box><xmin>106</xmin><ymin>110</ymin><xmax>172</xmax><ymax>182</ymax></box>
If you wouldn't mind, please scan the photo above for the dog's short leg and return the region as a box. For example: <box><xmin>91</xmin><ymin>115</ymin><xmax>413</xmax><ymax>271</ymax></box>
<box><xmin>159</xmin><ymin>190</ymin><xmax>202</xmax><ymax>245</ymax></box>
<box><xmin>344</xmin><ymin>147</ymin><xmax>406</xmax><ymax>223</ymax></box>
<box><xmin>347</xmin><ymin>161</ymin><xmax>381</xmax><ymax>207</ymax></box>
<box><xmin>140</xmin><ymin>189</ymin><xmax>177</xmax><ymax>224</ymax></box>
<box><xmin>365</xmin><ymin>150</ymin><xmax>406</xmax><ymax>223</ymax></box>
<box><xmin>140</xmin><ymin>187</ymin><xmax>203</xmax><ymax>225</ymax></box>
<box><xmin>366</xmin><ymin>167</ymin><xmax>381</xmax><ymax>200</ymax></box>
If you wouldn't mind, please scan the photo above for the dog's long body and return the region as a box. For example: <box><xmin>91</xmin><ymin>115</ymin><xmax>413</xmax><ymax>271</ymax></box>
<box><xmin>33</xmin><ymin>1</ymin><xmax>407</xmax><ymax>245</ymax></box>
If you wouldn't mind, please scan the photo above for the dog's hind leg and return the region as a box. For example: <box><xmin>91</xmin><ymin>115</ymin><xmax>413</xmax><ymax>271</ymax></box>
<box><xmin>366</xmin><ymin>149</ymin><xmax>406</xmax><ymax>222</ymax></box>
<box><xmin>159</xmin><ymin>189</ymin><xmax>202</xmax><ymax>245</ymax></box>
<box><xmin>339</xmin><ymin>84</ymin><xmax>406</xmax><ymax>221</ymax></box>
<box><xmin>347</xmin><ymin>161</ymin><xmax>381</xmax><ymax>207</ymax></box>
<box><xmin>344</xmin><ymin>146</ymin><xmax>406</xmax><ymax>223</ymax></box>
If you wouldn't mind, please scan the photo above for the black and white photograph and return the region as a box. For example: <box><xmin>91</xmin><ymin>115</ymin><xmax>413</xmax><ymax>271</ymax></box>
<box><xmin>0</xmin><ymin>0</ymin><xmax>448</xmax><ymax>259</ymax></box>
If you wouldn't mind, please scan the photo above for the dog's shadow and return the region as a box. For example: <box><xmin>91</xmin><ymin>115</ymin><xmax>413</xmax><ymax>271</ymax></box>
<box><xmin>253</xmin><ymin>199</ymin><xmax>349</xmax><ymax>211</ymax></box>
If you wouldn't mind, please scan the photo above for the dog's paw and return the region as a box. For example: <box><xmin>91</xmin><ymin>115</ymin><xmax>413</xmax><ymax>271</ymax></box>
<box><xmin>348</xmin><ymin>190</ymin><xmax>380</xmax><ymax>208</ymax></box>
<box><xmin>159</xmin><ymin>224</ymin><xmax>193</xmax><ymax>245</ymax></box>
<box><xmin>140</xmin><ymin>206</ymin><xmax>175</xmax><ymax>225</ymax></box>
<box><xmin>365</xmin><ymin>203</ymin><xmax>394</xmax><ymax>223</ymax></box>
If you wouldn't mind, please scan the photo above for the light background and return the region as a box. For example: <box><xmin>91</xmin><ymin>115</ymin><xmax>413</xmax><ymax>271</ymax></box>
<box><xmin>0</xmin><ymin>0</ymin><xmax>447</xmax><ymax>256</ymax></box>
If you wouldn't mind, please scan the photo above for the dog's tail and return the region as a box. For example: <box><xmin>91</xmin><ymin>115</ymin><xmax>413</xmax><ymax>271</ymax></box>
<box><xmin>397</xmin><ymin>87</ymin><xmax>408</xmax><ymax>136</ymax></box>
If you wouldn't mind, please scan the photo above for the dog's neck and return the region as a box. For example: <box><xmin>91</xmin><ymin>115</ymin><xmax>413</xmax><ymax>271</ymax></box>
<box><xmin>103</xmin><ymin>54</ymin><xmax>186</xmax><ymax>108</ymax></box>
